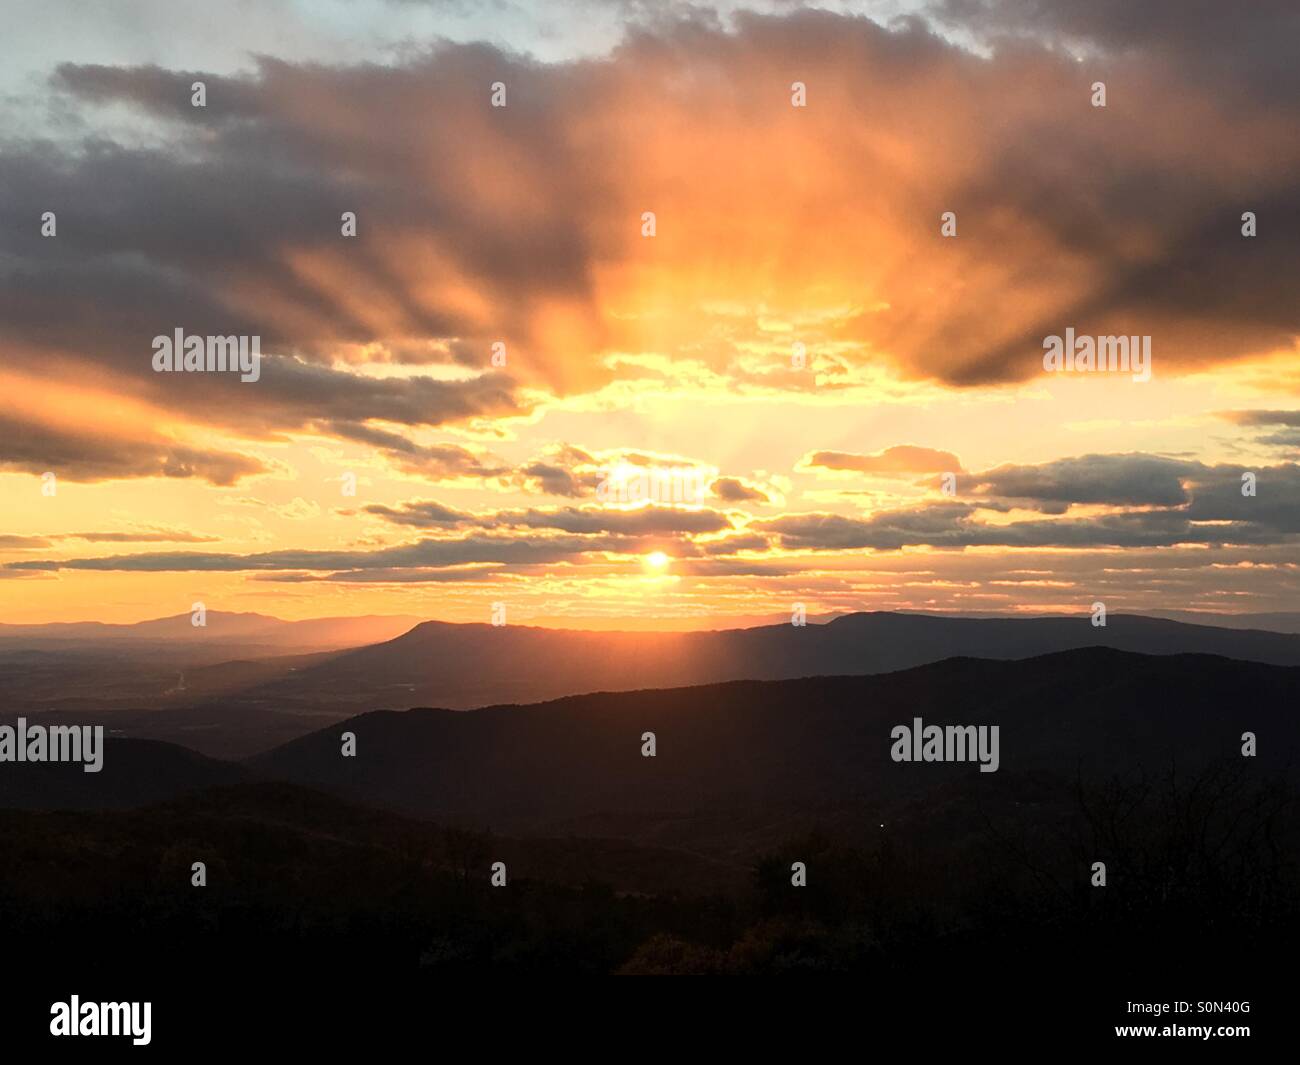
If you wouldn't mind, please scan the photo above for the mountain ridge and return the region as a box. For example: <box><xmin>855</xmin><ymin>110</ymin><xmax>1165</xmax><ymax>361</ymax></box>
<box><xmin>246</xmin><ymin>647</ymin><xmax>1300</xmax><ymax>852</ymax></box>
<box><xmin>233</xmin><ymin>610</ymin><xmax>1300</xmax><ymax>715</ymax></box>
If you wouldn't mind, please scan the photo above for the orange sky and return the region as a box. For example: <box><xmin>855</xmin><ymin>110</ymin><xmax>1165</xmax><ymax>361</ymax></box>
<box><xmin>2</xmin><ymin>5</ymin><xmax>1298</xmax><ymax>626</ymax></box>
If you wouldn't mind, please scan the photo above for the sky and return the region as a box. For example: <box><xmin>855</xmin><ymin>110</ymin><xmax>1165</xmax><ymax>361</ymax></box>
<box><xmin>1</xmin><ymin>0</ymin><xmax>1297</xmax><ymax>627</ymax></box>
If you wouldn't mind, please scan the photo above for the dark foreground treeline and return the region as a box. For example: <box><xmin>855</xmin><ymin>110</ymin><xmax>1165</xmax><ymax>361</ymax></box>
<box><xmin>3</xmin><ymin>760</ymin><xmax>1295</xmax><ymax>983</ymax></box>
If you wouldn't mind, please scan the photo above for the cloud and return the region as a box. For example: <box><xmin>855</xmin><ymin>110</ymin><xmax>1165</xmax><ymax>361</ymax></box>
<box><xmin>804</xmin><ymin>446</ymin><xmax>961</xmax><ymax>475</ymax></box>
<box><xmin>61</xmin><ymin>529</ymin><xmax>221</xmax><ymax>543</ymax></box>
<box><xmin>494</xmin><ymin>505</ymin><xmax>732</xmax><ymax>536</ymax></box>
<box><xmin>759</xmin><ymin>457</ymin><xmax>1300</xmax><ymax>549</ymax></box>
<box><xmin>711</xmin><ymin>476</ymin><xmax>770</xmax><ymax>503</ymax></box>
<box><xmin>0</xmin><ymin>411</ymin><xmax>266</xmax><ymax>485</ymax></box>
<box><xmin>1217</xmin><ymin>409</ymin><xmax>1300</xmax><ymax>449</ymax></box>
<box><xmin>14</xmin><ymin>452</ymin><xmax>1298</xmax><ymax>574</ymax></box>
<box><xmin>507</xmin><ymin>445</ymin><xmax>720</xmax><ymax>500</ymax></box>
<box><xmin>364</xmin><ymin>499</ymin><xmax>734</xmax><ymax>535</ymax></box>
<box><xmin>361</xmin><ymin>500</ymin><xmax>473</xmax><ymax>528</ymax></box>
<box><xmin>0</xmin><ymin>5</ymin><xmax>1293</xmax><ymax>483</ymax></box>
<box><xmin>323</xmin><ymin>421</ymin><xmax>512</xmax><ymax>478</ymax></box>
<box><xmin>514</xmin><ymin>461</ymin><xmax>592</xmax><ymax>498</ymax></box>
<box><xmin>5</xmin><ymin>529</ymin><xmax>702</xmax><ymax>574</ymax></box>
<box><xmin>0</xmin><ymin>535</ymin><xmax>52</xmax><ymax>549</ymax></box>
<box><xmin>930</xmin><ymin>0</ymin><xmax>1300</xmax><ymax>102</ymax></box>
<box><xmin>963</xmin><ymin>454</ymin><xmax>1193</xmax><ymax>511</ymax></box>
<box><xmin>1222</xmin><ymin>410</ymin><xmax>1300</xmax><ymax>428</ymax></box>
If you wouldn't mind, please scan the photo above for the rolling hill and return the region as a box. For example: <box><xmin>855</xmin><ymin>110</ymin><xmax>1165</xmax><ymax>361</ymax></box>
<box><xmin>231</xmin><ymin>610</ymin><xmax>1300</xmax><ymax>717</ymax></box>
<box><xmin>250</xmin><ymin>648</ymin><xmax>1300</xmax><ymax>853</ymax></box>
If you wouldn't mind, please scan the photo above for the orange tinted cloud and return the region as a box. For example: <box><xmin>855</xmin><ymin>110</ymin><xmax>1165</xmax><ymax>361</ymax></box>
<box><xmin>0</xmin><ymin>10</ymin><xmax>1291</xmax><ymax>438</ymax></box>
<box><xmin>804</xmin><ymin>446</ymin><xmax>962</xmax><ymax>474</ymax></box>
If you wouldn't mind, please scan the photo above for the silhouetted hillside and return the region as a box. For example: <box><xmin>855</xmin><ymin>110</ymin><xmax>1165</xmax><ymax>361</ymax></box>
<box><xmin>9</xmin><ymin>612</ymin><xmax>1300</xmax><ymax>758</ymax></box>
<box><xmin>0</xmin><ymin>737</ymin><xmax>247</xmax><ymax>810</ymax></box>
<box><xmin>3</xmin><ymin>651</ymin><xmax>1297</xmax><ymax>1032</ymax></box>
<box><xmin>0</xmin><ymin>611</ymin><xmax>416</xmax><ymax>714</ymax></box>
<box><xmin>0</xmin><ymin>647</ymin><xmax>342</xmax><ymax>716</ymax></box>
<box><xmin>0</xmin><ymin>610</ymin><xmax>420</xmax><ymax>649</ymax></box>
<box><xmin>252</xmin><ymin>648</ymin><xmax>1300</xmax><ymax>852</ymax></box>
<box><xmin>2</xmin><ymin>746</ymin><xmax>1292</xmax><ymax>1028</ymax></box>
<box><xmin>234</xmin><ymin>611</ymin><xmax>1300</xmax><ymax>717</ymax></box>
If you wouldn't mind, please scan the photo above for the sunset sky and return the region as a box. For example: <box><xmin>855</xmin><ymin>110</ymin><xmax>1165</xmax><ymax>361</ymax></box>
<box><xmin>1</xmin><ymin>0</ymin><xmax>1297</xmax><ymax>627</ymax></box>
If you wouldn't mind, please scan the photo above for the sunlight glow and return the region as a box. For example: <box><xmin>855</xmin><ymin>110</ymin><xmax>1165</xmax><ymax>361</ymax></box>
<box><xmin>644</xmin><ymin>551</ymin><xmax>671</xmax><ymax>572</ymax></box>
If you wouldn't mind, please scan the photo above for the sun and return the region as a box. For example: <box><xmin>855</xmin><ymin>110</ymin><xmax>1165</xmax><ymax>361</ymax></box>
<box><xmin>643</xmin><ymin>551</ymin><xmax>671</xmax><ymax>572</ymax></box>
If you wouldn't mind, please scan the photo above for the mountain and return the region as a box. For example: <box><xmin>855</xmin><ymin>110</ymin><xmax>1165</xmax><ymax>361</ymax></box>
<box><xmin>231</xmin><ymin>610</ymin><xmax>1300</xmax><ymax>718</ymax></box>
<box><xmin>0</xmin><ymin>611</ymin><xmax>420</xmax><ymax>716</ymax></box>
<box><xmin>0</xmin><ymin>737</ymin><xmax>247</xmax><ymax>810</ymax></box>
<box><xmin>14</xmin><ymin>647</ymin><xmax>1291</xmax><ymax>832</ymax></box>
<box><xmin>252</xmin><ymin>648</ymin><xmax>1300</xmax><ymax>854</ymax></box>
<box><xmin>4</xmin><ymin>651</ymin><xmax>1296</xmax><ymax>1001</ymax></box>
<box><xmin>1146</xmin><ymin>610</ymin><xmax>1300</xmax><ymax>634</ymax></box>
<box><xmin>18</xmin><ymin>610</ymin><xmax>1297</xmax><ymax>759</ymax></box>
<box><xmin>0</xmin><ymin>701</ymin><xmax>348</xmax><ymax>761</ymax></box>
<box><xmin>0</xmin><ymin>610</ymin><xmax>421</xmax><ymax>652</ymax></box>
<box><xmin>0</xmin><ymin>781</ymin><xmax>746</xmax><ymax>904</ymax></box>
